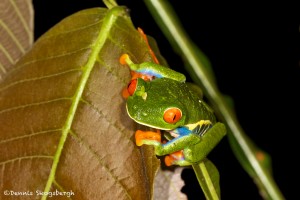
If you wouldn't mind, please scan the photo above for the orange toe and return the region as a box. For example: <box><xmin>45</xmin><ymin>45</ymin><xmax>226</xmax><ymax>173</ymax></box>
<box><xmin>165</xmin><ymin>155</ymin><xmax>175</xmax><ymax>166</ymax></box>
<box><xmin>135</xmin><ymin>130</ymin><xmax>161</xmax><ymax>146</ymax></box>
<box><xmin>164</xmin><ymin>150</ymin><xmax>184</xmax><ymax>166</ymax></box>
<box><xmin>119</xmin><ymin>54</ymin><xmax>129</xmax><ymax>65</ymax></box>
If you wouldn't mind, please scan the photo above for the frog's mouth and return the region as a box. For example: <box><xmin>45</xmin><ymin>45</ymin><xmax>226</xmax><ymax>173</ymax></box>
<box><xmin>125</xmin><ymin>103</ymin><xmax>185</xmax><ymax>131</ymax></box>
<box><xmin>130</xmin><ymin>117</ymin><xmax>173</xmax><ymax>131</ymax></box>
<box><xmin>126</xmin><ymin>106</ymin><xmax>173</xmax><ymax>130</ymax></box>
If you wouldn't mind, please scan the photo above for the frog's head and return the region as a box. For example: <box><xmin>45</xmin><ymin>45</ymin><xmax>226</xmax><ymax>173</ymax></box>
<box><xmin>126</xmin><ymin>78</ymin><xmax>188</xmax><ymax>130</ymax></box>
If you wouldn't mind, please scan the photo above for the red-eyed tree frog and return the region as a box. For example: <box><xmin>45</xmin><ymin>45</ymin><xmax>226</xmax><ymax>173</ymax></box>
<box><xmin>120</xmin><ymin>30</ymin><xmax>226</xmax><ymax>166</ymax></box>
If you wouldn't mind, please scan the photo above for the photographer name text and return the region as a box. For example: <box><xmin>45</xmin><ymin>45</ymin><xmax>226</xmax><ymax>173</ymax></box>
<box><xmin>3</xmin><ymin>189</ymin><xmax>74</xmax><ymax>197</ymax></box>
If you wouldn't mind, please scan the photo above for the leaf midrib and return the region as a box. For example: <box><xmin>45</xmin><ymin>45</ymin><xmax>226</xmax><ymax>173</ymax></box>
<box><xmin>42</xmin><ymin>7</ymin><xmax>124</xmax><ymax>199</ymax></box>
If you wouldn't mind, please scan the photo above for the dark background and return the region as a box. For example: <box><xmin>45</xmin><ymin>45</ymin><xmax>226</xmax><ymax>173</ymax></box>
<box><xmin>32</xmin><ymin>1</ymin><xmax>299</xmax><ymax>199</ymax></box>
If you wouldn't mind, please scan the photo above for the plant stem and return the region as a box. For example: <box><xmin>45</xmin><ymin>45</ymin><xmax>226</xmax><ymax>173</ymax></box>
<box><xmin>103</xmin><ymin>0</ymin><xmax>118</xmax><ymax>9</ymax></box>
<box><xmin>144</xmin><ymin>1</ymin><xmax>285</xmax><ymax>199</ymax></box>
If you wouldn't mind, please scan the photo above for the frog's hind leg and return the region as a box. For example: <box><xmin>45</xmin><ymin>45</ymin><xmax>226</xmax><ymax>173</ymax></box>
<box><xmin>137</xmin><ymin>27</ymin><xmax>160</xmax><ymax>64</ymax></box>
<box><xmin>135</xmin><ymin>127</ymin><xmax>202</xmax><ymax>165</ymax></box>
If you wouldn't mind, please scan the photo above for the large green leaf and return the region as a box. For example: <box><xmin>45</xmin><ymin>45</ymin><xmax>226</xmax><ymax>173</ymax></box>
<box><xmin>0</xmin><ymin>6</ymin><xmax>160</xmax><ymax>199</ymax></box>
<box><xmin>0</xmin><ymin>0</ymin><xmax>34</xmax><ymax>81</ymax></box>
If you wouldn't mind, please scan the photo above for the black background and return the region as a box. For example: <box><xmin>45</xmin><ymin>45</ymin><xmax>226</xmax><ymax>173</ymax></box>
<box><xmin>32</xmin><ymin>1</ymin><xmax>299</xmax><ymax>199</ymax></box>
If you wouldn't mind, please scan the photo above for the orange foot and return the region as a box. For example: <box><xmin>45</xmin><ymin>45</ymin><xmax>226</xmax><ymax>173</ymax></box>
<box><xmin>164</xmin><ymin>150</ymin><xmax>184</xmax><ymax>166</ymax></box>
<box><xmin>135</xmin><ymin>130</ymin><xmax>161</xmax><ymax>146</ymax></box>
<box><xmin>119</xmin><ymin>53</ymin><xmax>153</xmax><ymax>99</ymax></box>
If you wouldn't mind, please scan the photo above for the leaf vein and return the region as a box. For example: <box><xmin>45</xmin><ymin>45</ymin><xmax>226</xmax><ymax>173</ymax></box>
<box><xmin>0</xmin><ymin>155</ymin><xmax>53</xmax><ymax>166</ymax></box>
<box><xmin>0</xmin><ymin>59</ymin><xmax>7</xmax><ymax>74</ymax></box>
<box><xmin>80</xmin><ymin>98</ymin><xmax>132</xmax><ymax>142</ymax></box>
<box><xmin>0</xmin><ymin>19</ymin><xmax>25</xmax><ymax>53</ymax></box>
<box><xmin>0</xmin><ymin>68</ymin><xmax>82</xmax><ymax>92</ymax></box>
<box><xmin>0</xmin><ymin>43</ymin><xmax>14</xmax><ymax>64</ymax></box>
<box><xmin>52</xmin><ymin>180</ymin><xmax>73</xmax><ymax>199</ymax></box>
<box><xmin>0</xmin><ymin>98</ymin><xmax>71</xmax><ymax>114</ymax></box>
<box><xmin>69</xmin><ymin>130</ymin><xmax>132</xmax><ymax>199</ymax></box>
<box><xmin>97</xmin><ymin>57</ymin><xmax>129</xmax><ymax>85</ymax></box>
<box><xmin>0</xmin><ymin>129</ymin><xmax>62</xmax><ymax>144</ymax></box>
<box><xmin>41</xmin><ymin>19</ymin><xmax>103</xmax><ymax>40</ymax></box>
<box><xmin>9</xmin><ymin>0</ymin><xmax>33</xmax><ymax>45</ymax></box>
<box><xmin>9</xmin><ymin>47</ymin><xmax>91</xmax><ymax>74</ymax></box>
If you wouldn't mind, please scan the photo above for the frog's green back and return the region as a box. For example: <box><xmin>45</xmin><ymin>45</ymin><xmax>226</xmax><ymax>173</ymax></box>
<box><xmin>182</xmin><ymin>81</ymin><xmax>216</xmax><ymax>124</ymax></box>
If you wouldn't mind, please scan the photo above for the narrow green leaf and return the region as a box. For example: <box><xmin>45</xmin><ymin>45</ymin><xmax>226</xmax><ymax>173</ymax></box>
<box><xmin>144</xmin><ymin>1</ymin><xmax>285</xmax><ymax>200</ymax></box>
<box><xmin>192</xmin><ymin>159</ymin><xmax>220</xmax><ymax>200</ymax></box>
<box><xmin>228</xmin><ymin>131</ymin><xmax>273</xmax><ymax>199</ymax></box>
<box><xmin>0</xmin><ymin>6</ymin><xmax>159</xmax><ymax>199</ymax></box>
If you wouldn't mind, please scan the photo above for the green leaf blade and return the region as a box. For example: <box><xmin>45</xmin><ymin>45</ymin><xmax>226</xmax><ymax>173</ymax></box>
<box><xmin>192</xmin><ymin>159</ymin><xmax>220</xmax><ymax>200</ymax></box>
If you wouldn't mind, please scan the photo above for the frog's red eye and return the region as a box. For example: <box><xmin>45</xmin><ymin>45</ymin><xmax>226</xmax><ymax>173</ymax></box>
<box><xmin>163</xmin><ymin>108</ymin><xmax>182</xmax><ymax>124</ymax></box>
<box><xmin>127</xmin><ymin>79</ymin><xmax>137</xmax><ymax>96</ymax></box>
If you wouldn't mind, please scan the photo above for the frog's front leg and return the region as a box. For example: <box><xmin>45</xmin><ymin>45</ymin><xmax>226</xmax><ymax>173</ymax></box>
<box><xmin>135</xmin><ymin>127</ymin><xmax>200</xmax><ymax>165</ymax></box>
<box><xmin>136</xmin><ymin>122</ymin><xmax>226</xmax><ymax>166</ymax></box>
<box><xmin>165</xmin><ymin>123</ymin><xmax>227</xmax><ymax>166</ymax></box>
<box><xmin>169</xmin><ymin>122</ymin><xmax>226</xmax><ymax>166</ymax></box>
<box><xmin>182</xmin><ymin>122</ymin><xmax>226</xmax><ymax>164</ymax></box>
